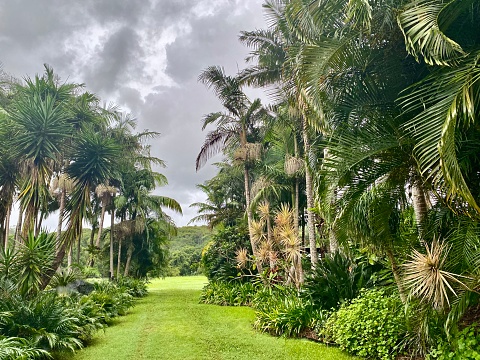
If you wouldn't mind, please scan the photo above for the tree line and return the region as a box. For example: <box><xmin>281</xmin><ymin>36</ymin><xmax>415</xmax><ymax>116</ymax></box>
<box><xmin>193</xmin><ymin>0</ymin><xmax>480</xmax><ymax>357</ymax></box>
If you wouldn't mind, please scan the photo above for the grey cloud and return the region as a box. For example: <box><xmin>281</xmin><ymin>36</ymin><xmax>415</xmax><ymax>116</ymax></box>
<box><xmin>0</xmin><ymin>0</ymin><xmax>266</xmax><ymax>226</ymax></box>
<box><xmin>84</xmin><ymin>26</ymin><xmax>144</xmax><ymax>94</ymax></box>
<box><xmin>165</xmin><ymin>4</ymin><xmax>265</xmax><ymax>84</ymax></box>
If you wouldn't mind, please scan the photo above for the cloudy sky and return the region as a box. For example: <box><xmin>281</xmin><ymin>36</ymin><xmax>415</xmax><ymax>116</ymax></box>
<box><xmin>0</xmin><ymin>0</ymin><xmax>268</xmax><ymax>227</ymax></box>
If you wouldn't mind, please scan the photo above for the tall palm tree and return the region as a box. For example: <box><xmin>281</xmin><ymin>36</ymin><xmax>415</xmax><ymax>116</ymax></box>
<box><xmin>196</xmin><ymin>66</ymin><xmax>268</xmax><ymax>273</ymax></box>
<box><xmin>41</xmin><ymin>125</ymin><xmax>121</xmax><ymax>288</ymax></box>
<box><xmin>239</xmin><ymin>0</ymin><xmax>321</xmax><ymax>265</ymax></box>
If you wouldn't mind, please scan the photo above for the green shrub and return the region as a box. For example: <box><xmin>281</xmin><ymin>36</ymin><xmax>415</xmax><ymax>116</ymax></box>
<box><xmin>200</xmin><ymin>281</ymin><xmax>258</xmax><ymax>306</ymax></box>
<box><xmin>87</xmin><ymin>281</ymin><xmax>135</xmax><ymax>321</ymax></box>
<box><xmin>301</xmin><ymin>252</ymin><xmax>388</xmax><ymax>311</ymax></box>
<box><xmin>0</xmin><ymin>291</ymin><xmax>83</xmax><ymax>352</ymax></box>
<box><xmin>428</xmin><ymin>324</ymin><xmax>480</xmax><ymax>360</ymax></box>
<box><xmin>0</xmin><ymin>337</ymin><xmax>50</xmax><ymax>360</ymax></box>
<box><xmin>321</xmin><ymin>288</ymin><xmax>405</xmax><ymax>360</ymax></box>
<box><xmin>253</xmin><ymin>285</ymin><xmax>323</xmax><ymax>337</ymax></box>
<box><xmin>201</xmin><ymin>225</ymin><xmax>253</xmax><ymax>281</ymax></box>
<box><xmin>116</xmin><ymin>277</ymin><xmax>149</xmax><ymax>298</ymax></box>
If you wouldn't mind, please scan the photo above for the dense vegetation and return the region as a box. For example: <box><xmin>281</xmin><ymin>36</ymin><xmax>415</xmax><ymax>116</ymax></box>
<box><xmin>0</xmin><ymin>66</ymin><xmax>181</xmax><ymax>358</ymax></box>
<box><xmin>166</xmin><ymin>226</ymin><xmax>211</xmax><ymax>276</ymax></box>
<box><xmin>195</xmin><ymin>0</ymin><xmax>480</xmax><ymax>358</ymax></box>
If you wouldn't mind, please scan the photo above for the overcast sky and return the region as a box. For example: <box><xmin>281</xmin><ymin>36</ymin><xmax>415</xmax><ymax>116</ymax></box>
<box><xmin>0</xmin><ymin>0</ymin><xmax>267</xmax><ymax>227</ymax></box>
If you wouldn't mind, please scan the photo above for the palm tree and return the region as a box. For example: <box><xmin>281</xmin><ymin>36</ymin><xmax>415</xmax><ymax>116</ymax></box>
<box><xmin>196</xmin><ymin>66</ymin><xmax>268</xmax><ymax>273</ymax></box>
<box><xmin>397</xmin><ymin>0</ymin><xmax>480</xmax><ymax>216</ymax></box>
<box><xmin>8</xmin><ymin>70</ymin><xmax>75</xmax><ymax>237</ymax></box>
<box><xmin>41</xmin><ymin>125</ymin><xmax>121</xmax><ymax>288</ymax></box>
<box><xmin>240</xmin><ymin>1</ymin><xmax>322</xmax><ymax>265</ymax></box>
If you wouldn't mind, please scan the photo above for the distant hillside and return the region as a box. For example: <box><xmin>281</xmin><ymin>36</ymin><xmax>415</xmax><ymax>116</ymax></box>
<box><xmin>170</xmin><ymin>226</ymin><xmax>212</xmax><ymax>252</ymax></box>
<box><xmin>167</xmin><ymin>225</ymin><xmax>212</xmax><ymax>276</ymax></box>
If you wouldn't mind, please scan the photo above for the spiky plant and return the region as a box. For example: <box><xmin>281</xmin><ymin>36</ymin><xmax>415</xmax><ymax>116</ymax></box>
<box><xmin>403</xmin><ymin>240</ymin><xmax>469</xmax><ymax>310</ymax></box>
<box><xmin>235</xmin><ymin>248</ymin><xmax>249</xmax><ymax>269</ymax></box>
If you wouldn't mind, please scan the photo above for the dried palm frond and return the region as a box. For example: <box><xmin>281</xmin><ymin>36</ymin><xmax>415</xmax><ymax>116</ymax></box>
<box><xmin>95</xmin><ymin>184</ymin><xmax>117</xmax><ymax>197</ymax></box>
<box><xmin>50</xmin><ymin>174</ymin><xmax>74</xmax><ymax>194</ymax></box>
<box><xmin>403</xmin><ymin>239</ymin><xmax>470</xmax><ymax>310</ymax></box>
<box><xmin>284</xmin><ymin>155</ymin><xmax>303</xmax><ymax>176</ymax></box>
<box><xmin>268</xmin><ymin>250</ymin><xmax>279</xmax><ymax>267</ymax></box>
<box><xmin>234</xmin><ymin>147</ymin><xmax>248</xmax><ymax>162</ymax></box>
<box><xmin>245</xmin><ymin>142</ymin><xmax>262</xmax><ymax>161</ymax></box>
<box><xmin>236</xmin><ymin>248</ymin><xmax>249</xmax><ymax>269</ymax></box>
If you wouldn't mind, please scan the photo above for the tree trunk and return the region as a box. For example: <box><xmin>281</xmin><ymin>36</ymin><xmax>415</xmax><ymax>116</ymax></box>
<box><xmin>76</xmin><ymin>224</ymin><xmax>82</xmax><ymax>265</ymax></box>
<box><xmin>88</xmin><ymin>224</ymin><xmax>96</xmax><ymax>267</ymax></box>
<box><xmin>56</xmin><ymin>189</ymin><xmax>66</xmax><ymax>252</ymax></box>
<box><xmin>96</xmin><ymin>200</ymin><xmax>107</xmax><ymax>248</ymax></box>
<box><xmin>302</xmin><ymin>117</ymin><xmax>318</xmax><ymax>267</ymax></box>
<box><xmin>116</xmin><ymin>237</ymin><xmax>122</xmax><ymax>279</ymax></box>
<box><xmin>109</xmin><ymin>205</ymin><xmax>115</xmax><ymax>280</ymax></box>
<box><xmin>412</xmin><ymin>181</ymin><xmax>428</xmax><ymax>241</ymax></box>
<box><xmin>124</xmin><ymin>242</ymin><xmax>133</xmax><ymax>277</ymax></box>
<box><xmin>4</xmin><ymin>203</ymin><xmax>11</xmax><ymax>249</ymax></box>
<box><xmin>386</xmin><ymin>249</ymin><xmax>406</xmax><ymax>303</ymax></box>
<box><xmin>244</xmin><ymin>166</ymin><xmax>263</xmax><ymax>274</ymax></box>
<box><xmin>15</xmin><ymin>209</ymin><xmax>22</xmax><ymax>247</ymax></box>
<box><xmin>67</xmin><ymin>243</ymin><xmax>72</xmax><ymax>270</ymax></box>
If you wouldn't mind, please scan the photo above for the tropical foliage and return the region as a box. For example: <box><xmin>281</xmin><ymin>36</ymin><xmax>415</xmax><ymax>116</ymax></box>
<box><xmin>195</xmin><ymin>0</ymin><xmax>480</xmax><ymax>358</ymax></box>
<box><xmin>0</xmin><ymin>65</ymin><xmax>179</xmax><ymax>358</ymax></box>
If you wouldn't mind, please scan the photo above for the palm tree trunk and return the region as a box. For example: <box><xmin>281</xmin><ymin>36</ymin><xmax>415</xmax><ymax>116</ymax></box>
<box><xmin>14</xmin><ymin>209</ymin><xmax>22</xmax><ymax>247</ymax></box>
<box><xmin>109</xmin><ymin>206</ymin><xmax>115</xmax><ymax>280</ymax></box>
<box><xmin>386</xmin><ymin>249</ymin><xmax>406</xmax><ymax>303</ymax></box>
<box><xmin>412</xmin><ymin>181</ymin><xmax>428</xmax><ymax>241</ymax></box>
<box><xmin>67</xmin><ymin>243</ymin><xmax>72</xmax><ymax>269</ymax></box>
<box><xmin>96</xmin><ymin>201</ymin><xmax>107</xmax><ymax>248</ymax></box>
<box><xmin>56</xmin><ymin>189</ymin><xmax>66</xmax><ymax>252</ymax></box>
<box><xmin>124</xmin><ymin>242</ymin><xmax>133</xmax><ymax>277</ymax></box>
<box><xmin>88</xmin><ymin>224</ymin><xmax>96</xmax><ymax>267</ymax></box>
<box><xmin>302</xmin><ymin>117</ymin><xmax>318</xmax><ymax>267</ymax></box>
<box><xmin>244</xmin><ymin>166</ymin><xmax>263</xmax><ymax>274</ymax></box>
<box><xmin>4</xmin><ymin>203</ymin><xmax>11</xmax><ymax>249</ymax></box>
<box><xmin>116</xmin><ymin>238</ymin><xmax>122</xmax><ymax>279</ymax></box>
<box><xmin>76</xmin><ymin>224</ymin><xmax>82</xmax><ymax>265</ymax></box>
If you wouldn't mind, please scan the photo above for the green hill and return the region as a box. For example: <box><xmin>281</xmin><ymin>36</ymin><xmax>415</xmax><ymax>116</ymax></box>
<box><xmin>167</xmin><ymin>226</ymin><xmax>212</xmax><ymax>276</ymax></box>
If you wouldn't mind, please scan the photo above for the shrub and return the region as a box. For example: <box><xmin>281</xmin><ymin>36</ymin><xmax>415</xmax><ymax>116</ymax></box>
<box><xmin>201</xmin><ymin>225</ymin><xmax>253</xmax><ymax>281</ymax></box>
<box><xmin>301</xmin><ymin>252</ymin><xmax>387</xmax><ymax>310</ymax></box>
<box><xmin>321</xmin><ymin>288</ymin><xmax>405</xmax><ymax>360</ymax></box>
<box><xmin>200</xmin><ymin>281</ymin><xmax>258</xmax><ymax>306</ymax></box>
<box><xmin>428</xmin><ymin>324</ymin><xmax>480</xmax><ymax>360</ymax></box>
<box><xmin>253</xmin><ymin>285</ymin><xmax>323</xmax><ymax>338</ymax></box>
<box><xmin>116</xmin><ymin>277</ymin><xmax>149</xmax><ymax>298</ymax></box>
<box><xmin>88</xmin><ymin>281</ymin><xmax>135</xmax><ymax>321</ymax></box>
<box><xmin>0</xmin><ymin>292</ymin><xmax>83</xmax><ymax>353</ymax></box>
<box><xmin>0</xmin><ymin>337</ymin><xmax>50</xmax><ymax>360</ymax></box>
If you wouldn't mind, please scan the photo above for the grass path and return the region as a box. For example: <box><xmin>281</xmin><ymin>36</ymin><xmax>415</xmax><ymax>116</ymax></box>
<box><xmin>65</xmin><ymin>276</ymin><xmax>356</xmax><ymax>360</ymax></box>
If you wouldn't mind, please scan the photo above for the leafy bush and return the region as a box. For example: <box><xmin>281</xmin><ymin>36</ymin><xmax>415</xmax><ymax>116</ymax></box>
<box><xmin>116</xmin><ymin>277</ymin><xmax>148</xmax><ymax>298</ymax></box>
<box><xmin>301</xmin><ymin>252</ymin><xmax>387</xmax><ymax>310</ymax></box>
<box><xmin>321</xmin><ymin>288</ymin><xmax>405</xmax><ymax>360</ymax></box>
<box><xmin>253</xmin><ymin>285</ymin><xmax>323</xmax><ymax>337</ymax></box>
<box><xmin>201</xmin><ymin>225</ymin><xmax>253</xmax><ymax>281</ymax></box>
<box><xmin>428</xmin><ymin>324</ymin><xmax>480</xmax><ymax>360</ymax></box>
<box><xmin>88</xmin><ymin>281</ymin><xmax>135</xmax><ymax>321</ymax></box>
<box><xmin>200</xmin><ymin>281</ymin><xmax>258</xmax><ymax>306</ymax></box>
<box><xmin>0</xmin><ymin>292</ymin><xmax>83</xmax><ymax>352</ymax></box>
<box><xmin>0</xmin><ymin>337</ymin><xmax>50</xmax><ymax>360</ymax></box>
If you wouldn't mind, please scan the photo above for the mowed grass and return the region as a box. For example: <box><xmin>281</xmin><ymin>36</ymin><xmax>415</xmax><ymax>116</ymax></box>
<box><xmin>63</xmin><ymin>276</ymin><xmax>357</xmax><ymax>360</ymax></box>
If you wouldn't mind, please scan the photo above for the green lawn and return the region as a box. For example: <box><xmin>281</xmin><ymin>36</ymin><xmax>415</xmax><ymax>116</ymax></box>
<box><xmin>63</xmin><ymin>276</ymin><xmax>357</xmax><ymax>360</ymax></box>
